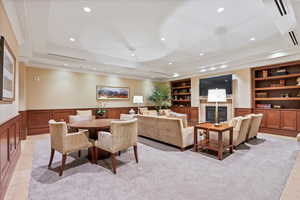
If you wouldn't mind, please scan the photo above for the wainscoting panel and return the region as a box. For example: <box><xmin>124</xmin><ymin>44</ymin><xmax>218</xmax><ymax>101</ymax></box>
<box><xmin>0</xmin><ymin>115</ymin><xmax>21</xmax><ymax>200</ymax></box>
<box><xmin>26</xmin><ymin>107</ymin><xmax>139</xmax><ymax>135</ymax></box>
<box><xmin>234</xmin><ymin>108</ymin><xmax>253</xmax><ymax>117</ymax></box>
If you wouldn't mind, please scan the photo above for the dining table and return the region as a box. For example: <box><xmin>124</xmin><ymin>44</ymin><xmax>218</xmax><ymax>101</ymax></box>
<box><xmin>69</xmin><ymin>118</ymin><xmax>119</xmax><ymax>162</ymax></box>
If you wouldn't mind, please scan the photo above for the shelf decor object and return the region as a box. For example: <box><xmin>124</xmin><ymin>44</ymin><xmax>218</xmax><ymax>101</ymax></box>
<box><xmin>133</xmin><ymin>95</ymin><xmax>144</xmax><ymax>114</ymax></box>
<box><xmin>0</xmin><ymin>36</ymin><xmax>16</xmax><ymax>103</ymax></box>
<box><xmin>207</xmin><ymin>89</ymin><xmax>227</xmax><ymax>126</ymax></box>
<box><xmin>297</xmin><ymin>77</ymin><xmax>300</xmax><ymax>86</ymax></box>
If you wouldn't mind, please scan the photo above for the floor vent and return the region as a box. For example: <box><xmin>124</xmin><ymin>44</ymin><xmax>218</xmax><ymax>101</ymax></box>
<box><xmin>274</xmin><ymin>0</ymin><xmax>287</xmax><ymax>16</ymax></box>
<box><xmin>289</xmin><ymin>31</ymin><xmax>298</xmax><ymax>46</ymax></box>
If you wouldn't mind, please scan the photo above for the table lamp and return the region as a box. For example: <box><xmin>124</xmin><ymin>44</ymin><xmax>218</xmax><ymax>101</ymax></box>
<box><xmin>133</xmin><ymin>96</ymin><xmax>144</xmax><ymax>114</ymax></box>
<box><xmin>207</xmin><ymin>89</ymin><xmax>227</xmax><ymax>126</ymax></box>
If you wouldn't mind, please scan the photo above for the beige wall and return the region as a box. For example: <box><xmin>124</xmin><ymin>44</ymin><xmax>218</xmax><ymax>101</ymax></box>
<box><xmin>0</xmin><ymin>1</ymin><xmax>19</xmax><ymax>124</ymax></box>
<box><xmin>23</xmin><ymin>67</ymin><xmax>156</xmax><ymax>110</ymax></box>
<box><xmin>191</xmin><ymin>68</ymin><xmax>252</xmax><ymax>108</ymax></box>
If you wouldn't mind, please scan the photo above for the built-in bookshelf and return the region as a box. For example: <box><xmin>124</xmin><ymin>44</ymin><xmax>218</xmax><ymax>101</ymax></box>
<box><xmin>252</xmin><ymin>61</ymin><xmax>300</xmax><ymax>109</ymax></box>
<box><xmin>171</xmin><ymin>78</ymin><xmax>191</xmax><ymax>107</ymax></box>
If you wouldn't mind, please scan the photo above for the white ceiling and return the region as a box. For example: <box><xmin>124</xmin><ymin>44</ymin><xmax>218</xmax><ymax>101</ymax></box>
<box><xmin>3</xmin><ymin>0</ymin><xmax>300</xmax><ymax>80</ymax></box>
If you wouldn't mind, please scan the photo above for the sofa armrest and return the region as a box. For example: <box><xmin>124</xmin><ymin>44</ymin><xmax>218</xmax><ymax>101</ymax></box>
<box><xmin>181</xmin><ymin>127</ymin><xmax>194</xmax><ymax>148</ymax></box>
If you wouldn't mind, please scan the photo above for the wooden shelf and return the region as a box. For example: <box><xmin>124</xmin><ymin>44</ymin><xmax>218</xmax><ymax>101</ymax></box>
<box><xmin>172</xmin><ymin>86</ymin><xmax>191</xmax><ymax>89</ymax></box>
<box><xmin>172</xmin><ymin>93</ymin><xmax>191</xmax><ymax>95</ymax></box>
<box><xmin>255</xmin><ymin>85</ymin><xmax>300</xmax><ymax>91</ymax></box>
<box><xmin>255</xmin><ymin>97</ymin><xmax>300</xmax><ymax>101</ymax></box>
<box><xmin>172</xmin><ymin>100</ymin><xmax>191</xmax><ymax>102</ymax></box>
<box><xmin>255</xmin><ymin>73</ymin><xmax>300</xmax><ymax>81</ymax></box>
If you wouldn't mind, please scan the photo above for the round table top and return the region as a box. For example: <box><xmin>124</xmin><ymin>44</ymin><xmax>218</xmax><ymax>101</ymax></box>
<box><xmin>69</xmin><ymin>119</ymin><xmax>118</xmax><ymax>129</ymax></box>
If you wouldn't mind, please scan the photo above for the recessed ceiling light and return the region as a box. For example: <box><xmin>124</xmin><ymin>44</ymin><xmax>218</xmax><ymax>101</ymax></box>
<box><xmin>131</xmin><ymin>53</ymin><xmax>135</xmax><ymax>57</ymax></box>
<box><xmin>200</xmin><ymin>69</ymin><xmax>207</xmax><ymax>72</ymax></box>
<box><xmin>217</xmin><ymin>7</ymin><xmax>224</xmax><ymax>13</ymax></box>
<box><xmin>199</xmin><ymin>53</ymin><xmax>204</xmax><ymax>56</ymax></box>
<box><xmin>83</xmin><ymin>7</ymin><xmax>91</xmax><ymax>13</ymax></box>
<box><xmin>220</xmin><ymin>64</ymin><xmax>228</xmax><ymax>69</ymax></box>
<box><xmin>161</xmin><ymin>37</ymin><xmax>166</xmax><ymax>41</ymax></box>
<box><xmin>173</xmin><ymin>73</ymin><xmax>179</xmax><ymax>78</ymax></box>
<box><xmin>250</xmin><ymin>37</ymin><xmax>256</xmax><ymax>41</ymax></box>
<box><xmin>209</xmin><ymin>67</ymin><xmax>216</xmax><ymax>71</ymax></box>
<box><xmin>69</xmin><ymin>37</ymin><xmax>75</xmax><ymax>42</ymax></box>
<box><xmin>168</xmin><ymin>62</ymin><xmax>173</xmax><ymax>65</ymax></box>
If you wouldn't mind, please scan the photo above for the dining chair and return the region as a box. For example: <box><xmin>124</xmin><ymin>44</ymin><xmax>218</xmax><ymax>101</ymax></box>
<box><xmin>93</xmin><ymin>119</ymin><xmax>138</xmax><ymax>174</ymax></box>
<box><xmin>48</xmin><ymin>120</ymin><xmax>94</xmax><ymax>176</ymax></box>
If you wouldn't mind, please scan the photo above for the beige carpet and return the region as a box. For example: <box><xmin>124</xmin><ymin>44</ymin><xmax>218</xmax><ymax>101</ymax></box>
<box><xmin>27</xmin><ymin>134</ymin><xmax>300</xmax><ymax>200</ymax></box>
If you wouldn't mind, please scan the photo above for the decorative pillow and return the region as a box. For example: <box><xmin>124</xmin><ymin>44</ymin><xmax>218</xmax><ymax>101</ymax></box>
<box><xmin>159</xmin><ymin>109</ymin><xmax>171</xmax><ymax>116</ymax></box>
<box><xmin>169</xmin><ymin>111</ymin><xmax>188</xmax><ymax>128</ymax></box>
<box><xmin>76</xmin><ymin>110</ymin><xmax>92</xmax><ymax>116</ymax></box>
<box><xmin>139</xmin><ymin>107</ymin><xmax>148</xmax><ymax>115</ymax></box>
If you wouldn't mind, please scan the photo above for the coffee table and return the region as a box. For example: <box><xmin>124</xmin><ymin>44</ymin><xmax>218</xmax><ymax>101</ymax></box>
<box><xmin>194</xmin><ymin>122</ymin><xmax>234</xmax><ymax>160</ymax></box>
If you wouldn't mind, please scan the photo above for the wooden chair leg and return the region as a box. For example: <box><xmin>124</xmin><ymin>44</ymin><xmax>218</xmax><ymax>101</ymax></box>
<box><xmin>48</xmin><ymin>148</ymin><xmax>55</xmax><ymax>169</ymax></box>
<box><xmin>111</xmin><ymin>153</ymin><xmax>117</xmax><ymax>174</ymax></box>
<box><xmin>59</xmin><ymin>154</ymin><xmax>67</xmax><ymax>176</ymax></box>
<box><xmin>93</xmin><ymin>147</ymin><xmax>98</xmax><ymax>164</ymax></box>
<box><xmin>133</xmin><ymin>145</ymin><xmax>139</xmax><ymax>163</ymax></box>
<box><xmin>78</xmin><ymin>150</ymin><xmax>81</xmax><ymax>158</ymax></box>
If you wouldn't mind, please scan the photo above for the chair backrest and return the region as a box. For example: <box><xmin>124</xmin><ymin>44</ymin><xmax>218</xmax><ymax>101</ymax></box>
<box><xmin>48</xmin><ymin>120</ymin><xmax>68</xmax><ymax>152</ymax></box>
<box><xmin>76</xmin><ymin>110</ymin><xmax>92</xmax><ymax>116</ymax></box>
<box><xmin>110</xmin><ymin>119</ymin><xmax>138</xmax><ymax>149</ymax></box>
<box><xmin>247</xmin><ymin>113</ymin><xmax>263</xmax><ymax>138</ymax></box>
<box><xmin>235</xmin><ymin>116</ymin><xmax>251</xmax><ymax>145</ymax></box>
<box><xmin>69</xmin><ymin>115</ymin><xmax>92</xmax><ymax>124</ymax></box>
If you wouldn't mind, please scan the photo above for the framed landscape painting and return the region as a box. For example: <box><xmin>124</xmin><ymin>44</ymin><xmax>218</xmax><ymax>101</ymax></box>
<box><xmin>0</xmin><ymin>36</ymin><xmax>16</xmax><ymax>103</ymax></box>
<box><xmin>96</xmin><ymin>86</ymin><xmax>130</xmax><ymax>100</ymax></box>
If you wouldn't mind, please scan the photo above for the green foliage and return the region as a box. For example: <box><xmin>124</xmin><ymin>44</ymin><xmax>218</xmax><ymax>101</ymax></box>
<box><xmin>148</xmin><ymin>83</ymin><xmax>171</xmax><ymax>111</ymax></box>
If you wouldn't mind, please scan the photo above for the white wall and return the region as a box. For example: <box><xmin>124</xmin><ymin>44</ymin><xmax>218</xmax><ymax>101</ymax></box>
<box><xmin>191</xmin><ymin>68</ymin><xmax>252</xmax><ymax>108</ymax></box>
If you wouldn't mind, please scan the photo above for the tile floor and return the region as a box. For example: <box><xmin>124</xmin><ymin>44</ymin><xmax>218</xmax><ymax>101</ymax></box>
<box><xmin>4</xmin><ymin>134</ymin><xmax>300</xmax><ymax>200</ymax></box>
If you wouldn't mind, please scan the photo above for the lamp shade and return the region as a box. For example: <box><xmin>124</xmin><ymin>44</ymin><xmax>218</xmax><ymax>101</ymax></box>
<box><xmin>133</xmin><ymin>96</ymin><xmax>144</xmax><ymax>104</ymax></box>
<box><xmin>207</xmin><ymin>89</ymin><xmax>227</xmax><ymax>102</ymax></box>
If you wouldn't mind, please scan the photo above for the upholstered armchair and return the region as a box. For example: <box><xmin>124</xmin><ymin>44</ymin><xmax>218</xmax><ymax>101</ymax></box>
<box><xmin>246</xmin><ymin>113</ymin><xmax>263</xmax><ymax>140</ymax></box>
<box><xmin>210</xmin><ymin>116</ymin><xmax>251</xmax><ymax>147</ymax></box>
<box><xmin>48</xmin><ymin>120</ymin><xmax>93</xmax><ymax>176</ymax></box>
<box><xmin>94</xmin><ymin>119</ymin><xmax>138</xmax><ymax>174</ymax></box>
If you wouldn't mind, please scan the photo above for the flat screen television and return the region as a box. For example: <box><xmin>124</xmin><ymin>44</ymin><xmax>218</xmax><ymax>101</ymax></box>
<box><xmin>199</xmin><ymin>74</ymin><xmax>232</xmax><ymax>96</ymax></box>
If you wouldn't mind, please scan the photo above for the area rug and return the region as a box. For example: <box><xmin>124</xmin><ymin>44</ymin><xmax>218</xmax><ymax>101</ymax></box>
<box><xmin>29</xmin><ymin>134</ymin><xmax>300</xmax><ymax>200</ymax></box>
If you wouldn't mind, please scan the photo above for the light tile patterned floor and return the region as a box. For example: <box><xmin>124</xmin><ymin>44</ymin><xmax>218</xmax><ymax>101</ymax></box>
<box><xmin>4</xmin><ymin>134</ymin><xmax>300</xmax><ymax>200</ymax></box>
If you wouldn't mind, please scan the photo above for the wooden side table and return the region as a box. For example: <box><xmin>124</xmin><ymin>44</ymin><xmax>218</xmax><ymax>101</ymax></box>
<box><xmin>194</xmin><ymin>122</ymin><xmax>234</xmax><ymax>160</ymax></box>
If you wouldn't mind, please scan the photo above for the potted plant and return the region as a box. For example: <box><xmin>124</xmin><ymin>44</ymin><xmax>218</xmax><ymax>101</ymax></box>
<box><xmin>96</xmin><ymin>101</ymin><xmax>107</xmax><ymax>118</ymax></box>
<box><xmin>148</xmin><ymin>83</ymin><xmax>171</xmax><ymax>114</ymax></box>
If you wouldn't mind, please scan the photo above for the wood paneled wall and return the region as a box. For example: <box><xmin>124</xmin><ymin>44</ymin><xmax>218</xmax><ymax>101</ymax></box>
<box><xmin>25</xmin><ymin>107</ymin><xmax>138</xmax><ymax>135</ymax></box>
<box><xmin>235</xmin><ymin>108</ymin><xmax>300</xmax><ymax>137</ymax></box>
<box><xmin>0</xmin><ymin>115</ymin><xmax>21</xmax><ymax>200</ymax></box>
<box><xmin>21</xmin><ymin>107</ymin><xmax>199</xmax><ymax>136</ymax></box>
